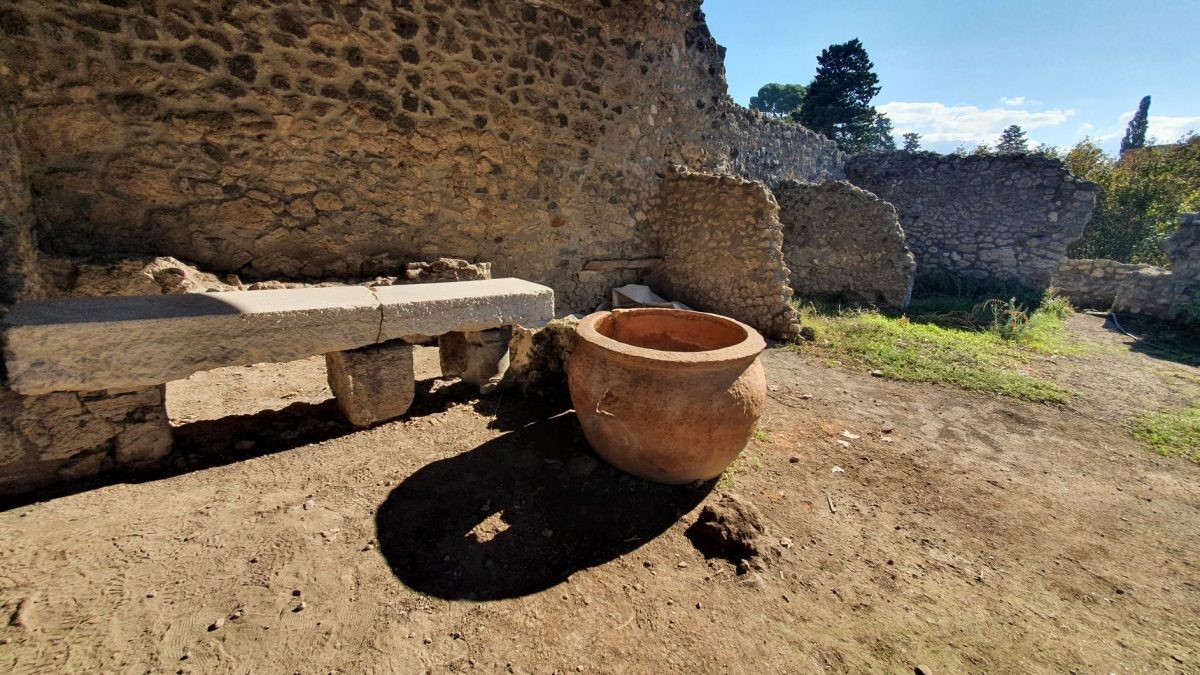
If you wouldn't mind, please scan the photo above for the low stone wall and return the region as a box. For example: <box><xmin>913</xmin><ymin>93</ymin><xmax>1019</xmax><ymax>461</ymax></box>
<box><xmin>0</xmin><ymin>385</ymin><xmax>171</xmax><ymax>496</ymax></box>
<box><xmin>774</xmin><ymin>180</ymin><xmax>914</xmax><ymax>309</ymax></box>
<box><xmin>846</xmin><ymin>152</ymin><xmax>1098</xmax><ymax>292</ymax></box>
<box><xmin>650</xmin><ymin>167</ymin><xmax>799</xmax><ymax>339</ymax></box>
<box><xmin>1052</xmin><ymin>259</ymin><xmax>1153</xmax><ymax>310</ymax></box>
<box><xmin>1055</xmin><ymin>214</ymin><xmax>1200</xmax><ymax>323</ymax></box>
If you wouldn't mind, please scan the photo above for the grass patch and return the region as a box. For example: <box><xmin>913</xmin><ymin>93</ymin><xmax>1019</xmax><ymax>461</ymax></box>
<box><xmin>1132</xmin><ymin>406</ymin><xmax>1200</xmax><ymax>462</ymax></box>
<box><xmin>793</xmin><ymin>291</ymin><xmax>1078</xmax><ymax>403</ymax></box>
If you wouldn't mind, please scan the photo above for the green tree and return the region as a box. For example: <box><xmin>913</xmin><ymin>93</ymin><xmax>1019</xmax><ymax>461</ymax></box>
<box><xmin>902</xmin><ymin>132</ymin><xmax>921</xmax><ymax>152</ymax></box>
<box><xmin>792</xmin><ymin>38</ymin><xmax>881</xmax><ymax>153</ymax></box>
<box><xmin>1120</xmin><ymin>95</ymin><xmax>1151</xmax><ymax>154</ymax></box>
<box><xmin>867</xmin><ymin>113</ymin><xmax>896</xmax><ymax>151</ymax></box>
<box><xmin>995</xmin><ymin>125</ymin><xmax>1029</xmax><ymax>154</ymax></box>
<box><xmin>1067</xmin><ymin>134</ymin><xmax>1200</xmax><ymax>265</ymax></box>
<box><xmin>748</xmin><ymin>83</ymin><xmax>807</xmax><ymax>118</ymax></box>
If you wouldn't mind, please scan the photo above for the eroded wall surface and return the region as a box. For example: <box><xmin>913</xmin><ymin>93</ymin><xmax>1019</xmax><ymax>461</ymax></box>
<box><xmin>774</xmin><ymin>180</ymin><xmax>913</xmax><ymax>309</ymax></box>
<box><xmin>0</xmin><ymin>105</ymin><xmax>38</xmax><ymax>308</ymax></box>
<box><xmin>1052</xmin><ymin>259</ymin><xmax>1154</xmax><ymax>310</ymax></box>
<box><xmin>650</xmin><ymin>167</ymin><xmax>798</xmax><ymax>339</ymax></box>
<box><xmin>846</xmin><ymin>152</ymin><xmax>1098</xmax><ymax>292</ymax></box>
<box><xmin>0</xmin><ymin>0</ymin><xmax>843</xmax><ymax>313</ymax></box>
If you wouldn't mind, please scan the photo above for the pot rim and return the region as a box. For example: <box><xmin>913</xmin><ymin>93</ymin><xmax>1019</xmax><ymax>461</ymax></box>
<box><xmin>575</xmin><ymin>308</ymin><xmax>766</xmax><ymax>367</ymax></box>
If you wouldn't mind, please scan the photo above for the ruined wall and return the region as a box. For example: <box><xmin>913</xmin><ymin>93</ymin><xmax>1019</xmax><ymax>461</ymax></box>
<box><xmin>846</xmin><ymin>152</ymin><xmax>1098</xmax><ymax>292</ymax></box>
<box><xmin>650</xmin><ymin>167</ymin><xmax>798</xmax><ymax>339</ymax></box>
<box><xmin>774</xmin><ymin>180</ymin><xmax>914</xmax><ymax>309</ymax></box>
<box><xmin>0</xmin><ymin>385</ymin><xmax>172</xmax><ymax>496</ymax></box>
<box><xmin>0</xmin><ymin>0</ymin><xmax>844</xmax><ymax>314</ymax></box>
<box><xmin>1052</xmin><ymin>259</ymin><xmax>1153</xmax><ymax>310</ymax></box>
<box><xmin>0</xmin><ymin>105</ymin><xmax>39</xmax><ymax>309</ymax></box>
<box><xmin>1055</xmin><ymin>214</ymin><xmax>1200</xmax><ymax>323</ymax></box>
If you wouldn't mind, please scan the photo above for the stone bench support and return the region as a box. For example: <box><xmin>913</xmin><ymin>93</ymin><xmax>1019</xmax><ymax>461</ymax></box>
<box><xmin>326</xmin><ymin>339</ymin><xmax>415</xmax><ymax>428</ymax></box>
<box><xmin>439</xmin><ymin>327</ymin><xmax>513</xmax><ymax>394</ymax></box>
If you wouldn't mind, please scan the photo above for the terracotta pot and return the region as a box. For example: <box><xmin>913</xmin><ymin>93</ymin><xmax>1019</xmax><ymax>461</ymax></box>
<box><xmin>567</xmin><ymin>308</ymin><xmax>767</xmax><ymax>485</ymax></box>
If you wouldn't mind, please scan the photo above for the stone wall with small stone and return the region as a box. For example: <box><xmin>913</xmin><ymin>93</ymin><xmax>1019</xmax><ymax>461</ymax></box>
<box><xmin>1052</xmin><ymin>259</ymin><xmax>1154</xmax><ymax>310</ymax></box>
<box><xmin>649</xmin><ymin>167</ymin><xmax>799</xmax><ymax>339</ymax></box>
<box><xmin>774</xmin><ymin>180</ymin><xmax>914</xmax><ymax>309</ymax></box>
<box><xmin>1054</xmin><ymin>214</ymin><xmax>1200</xmax><ymax>323</ymax></box>
<box><xmin>0</xmin><ymin>0</ymin><xmax>843</xmax><ymax>315</ymax></box>
<box><xmin>845</xmin><ymin>152</ymin><xmax>1098</xmax><ymax>292</ymax></box>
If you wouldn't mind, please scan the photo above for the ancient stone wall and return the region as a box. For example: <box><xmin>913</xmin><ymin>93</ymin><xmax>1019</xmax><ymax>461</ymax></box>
<box><xmin>0</xmin><ymin>105</ymin><xmax>39</xmax><ymax>309</ymax></box>
<box><xmin>774</xmin><ymin>180</ymin><xmax>914</xmax><ymax>309</ymax></box>
<box><xmin>0</xmin><ymin>385</ymin><xmax>171</xmax><ymax>496</ymax></box>
<box><xmin>649</xmin><ymin>167</ymin><xmax>798</xmax><ymax>338</ymax></box>
<box><xmin>1055</xmin><ymin>214</ymin><xmax>1200</xmax><ymax>323</ymax></box>
<box><xmin>845</xmin><ymin>152</ymin><xmax>1098</xmax><ymax>292</ymax></box>
<box><xmin>1052</xmin><ymin>259</ymin><xmax>1153</xmax><ymax>310</ymax></box>
<box><xmin>0</xmin><ymin>0</ymin><xmax>843</xmax><ymax>314</ymax></box>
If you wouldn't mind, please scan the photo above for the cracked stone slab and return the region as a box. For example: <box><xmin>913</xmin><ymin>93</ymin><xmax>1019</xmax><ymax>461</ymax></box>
<box><xmin>375</xmin><ymin>278</ymin><xmax>555</xmax><ymax>340</ymax></box>
<box><xmin>3</xmin><ymin>279</ymin><xmax>555</xmax><ymax>395</ymax></box>
<box><xmin>3</xmin><ymin>286</ymin><xmax>382</xmax><ymax>394</ymax></box>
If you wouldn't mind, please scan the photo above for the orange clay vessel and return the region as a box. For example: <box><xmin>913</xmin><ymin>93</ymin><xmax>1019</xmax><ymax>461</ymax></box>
<box><xmin>567</xmin><ymin>308</ymin><xmax>767</xmax><ymax>484</ymax></box>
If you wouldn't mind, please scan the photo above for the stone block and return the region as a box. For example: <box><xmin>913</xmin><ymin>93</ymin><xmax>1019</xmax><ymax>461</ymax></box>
<box><xmin>0</xmin><ymin>384</ymin><xmax>170</xmax><ymax>496</ymax></box>
<box><xmin>376</xmin><ymin>278</ymin><xmax>555</xmax><ymax>340</ymax></box>
<box><xmin>438</xmin><ymin>327</ymin><xmax>512</xmax><ymax>393</ymax></box>
<box><xmin>3</xmin><ymin>286</ymin><xmax>383</xmax><ymax>394</ymax></box>
<box><xmin>325</xmin><ymin>339</ymin><xmax>415</xmax><ymax>428</ymax></box>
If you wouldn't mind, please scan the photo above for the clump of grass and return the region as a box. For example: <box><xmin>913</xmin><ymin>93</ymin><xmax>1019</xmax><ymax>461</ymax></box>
<box><xmin>792</xmin><ymin>291</ymin><xmax>1079</xmax><ymax>403</ymax></box>
<box><xmin>1132</xmin><ymin>406</ymin><xmax>1200</xmax><ymax>462</ymax></box>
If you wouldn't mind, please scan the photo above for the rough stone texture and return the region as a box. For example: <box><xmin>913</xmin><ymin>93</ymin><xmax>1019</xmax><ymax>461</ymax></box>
<box><xmin>1057</xmin><ymin>214</ymin><xmax>1200</xmax><ymax>323</ymax></box>
<box><xmin>377</xmin><ymin>278</ymin><xmax>555</xmax><ymax>340</ymax></box>
<box><xmin>438</xmin><ymin>327</ymin><xmax>512</xmax><ymax>393</ymax></box>
<box><xmin>39</xmin><ymin>256</ymin><xmax>238</xmax><ymax>298</ymax></box>
<box><xmin>774</xmin><ymin>180</ymin><xmax>914</xmax><ymax>309</ymax></box>
<box><xmin>0</xmin><ymin>104</ymin><xmax>39</xmax><ymax>308</ymax></box>
<box><xmin>0</xmin><ymin>384</ymin><xmax>170</xmax><ymax>496</ymax></box>
<box><xmin>404</xmin><ymin>258</ymin><xmax>492</xmax><ymax>283</ymax></box>
<box><xmin>502</xmin><ymin>315</ymin><xmax>582</xmax><ymax>393</ymax></box>
<box><xmin>1052</xmin><ymin>259</ymin><xmax>1154</xmax><ymax>310</ymax></box>
<box><xmin>846</xmin><ymin>152</ymin><xmax>1098</xmax><ymax>292</ymax></box>
<box><xmin>650</xmin><ymin>167</ymin><xmax>799</xmax><ymax>339</ymax></box>
<box><xmin>4</xmin><ymin>286</ymin><xmax>383</xmax><ymax>394</ymax></box>
<box><xmin>326</xmin><ymin>339</ymin><xmax>415</xmax><ymax>428</ymax></box>
<box><xmin>0</xmin><ymin>0</ymin><xmax>843</xmax><ymax>314</ymax></box>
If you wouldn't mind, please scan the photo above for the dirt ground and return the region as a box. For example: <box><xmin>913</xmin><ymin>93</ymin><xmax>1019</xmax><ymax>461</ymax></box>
<box><xmin>1</xmin><ymin>313</ymin><xmax>1198</xmax><ymax>673</ymax></box>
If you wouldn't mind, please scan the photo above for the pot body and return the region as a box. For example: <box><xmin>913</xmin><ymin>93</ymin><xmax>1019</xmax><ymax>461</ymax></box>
<box><xmin>567</xmin><ymin>309</ymin><xmax>767</xmax><ymax>484</ymax></box>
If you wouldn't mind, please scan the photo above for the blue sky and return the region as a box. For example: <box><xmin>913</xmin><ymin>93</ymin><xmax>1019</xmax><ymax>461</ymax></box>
<box><xmin>704</xmin><ymin>0</ymin><xmax>1200</xmax><ymax>153</ymax></box>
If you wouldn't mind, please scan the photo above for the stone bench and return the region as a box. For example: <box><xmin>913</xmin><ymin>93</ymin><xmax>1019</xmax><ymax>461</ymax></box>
<box><xmin>3</xmin><ymin>278</ymin><xmax>554</xmax><ymax>429</ymax></box>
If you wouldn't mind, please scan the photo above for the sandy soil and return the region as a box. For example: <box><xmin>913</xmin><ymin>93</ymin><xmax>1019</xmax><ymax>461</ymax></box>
<box><xmin>1</xmin><ymin>313</ymin><xmax>1198</xmax><ymax>673</ymax></box>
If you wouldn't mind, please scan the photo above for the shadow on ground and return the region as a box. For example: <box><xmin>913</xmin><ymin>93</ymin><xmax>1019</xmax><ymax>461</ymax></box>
<box><xmin>375</xmin><ymin>409</ymin><xmax>714</xmax><ymax>601</ymax></box>
<box><xmin>1104</xmin><ymin>313</ymin><xmax>1200</xmax><ymax>367</ymax></box>
<box><xmin>0</xmin><ymin>377</ymin><xmax>497</xmax><ymax>511</ymax></box>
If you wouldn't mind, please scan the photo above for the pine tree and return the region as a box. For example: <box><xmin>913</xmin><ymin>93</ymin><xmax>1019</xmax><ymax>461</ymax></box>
<box><xmin>867</xmin><ymin>113</ymin><xmax>896</xmax><ymax>151</ymax></box>
<box><xmin>902</xmin><ymin>132</ymin><xmax>921</xmax><ymax>152</ymax></box>
<box><xmin>792</xmin><ymin>39</ymin><xmax>882</xmax><ymax>153</ymax></box>
<box><xmin>1120</xmin><ymin>95</ymin><xmax>1151</xmax><ymax>154</ymax></box>
<box><xmin>995</xmin><ymin>125</ymin><xmax>1029</xmax><ymax>154</ymax></box>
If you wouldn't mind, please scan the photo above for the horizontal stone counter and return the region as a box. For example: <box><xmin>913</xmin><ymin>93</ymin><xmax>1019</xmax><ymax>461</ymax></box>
<box><xmin>3</xmin><ymin>279</ymin><xmax>554</xmax><ymax>395</ymax></box>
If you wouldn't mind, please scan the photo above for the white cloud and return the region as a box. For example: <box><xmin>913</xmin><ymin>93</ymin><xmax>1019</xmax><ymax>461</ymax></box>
<box><xmin>1000</xmin><ymin>96</ymin><xmax>1026</xmax><ymax>106</ymax></box>
<box><xmin>878</xmin><ymin>101</ymin><xmax>1076</xmax><ymax>145</ymax></box>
